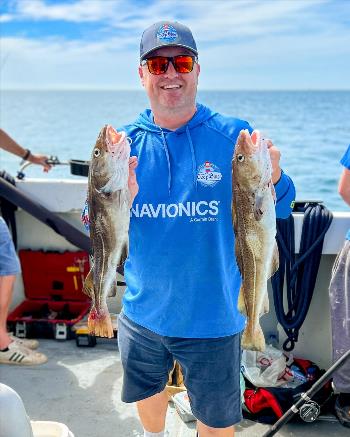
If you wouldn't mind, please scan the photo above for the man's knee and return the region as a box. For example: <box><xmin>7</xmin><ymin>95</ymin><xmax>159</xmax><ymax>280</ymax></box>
<box><xmin>197</xmin><ymin>420</ymin><xmax>235</xmax><ymax>436</ymax></box>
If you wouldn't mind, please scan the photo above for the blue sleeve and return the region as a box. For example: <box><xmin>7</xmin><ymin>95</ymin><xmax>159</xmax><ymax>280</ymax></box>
<box><xmin>340</xmin><ymin>144</ymin><xmax>350</xmax><ymax>170</ymax></box>
<box><xmin>274</xmin><ymin>170</ymin><xmax>296</xmax><ymax>219</ymax></box>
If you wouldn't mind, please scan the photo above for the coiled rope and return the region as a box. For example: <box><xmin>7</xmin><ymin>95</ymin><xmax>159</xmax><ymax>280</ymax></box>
<box><xmin>271</xmin><ymin>202</ymin><xmax>333</xmax><ymax>351</ymax></box>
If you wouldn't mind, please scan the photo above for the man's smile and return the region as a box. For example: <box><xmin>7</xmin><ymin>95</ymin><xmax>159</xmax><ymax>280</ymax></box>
<box><xmin>161</xmin><ymin>84</ymin><xmax>182</xmax><ymax>90</ymax></box>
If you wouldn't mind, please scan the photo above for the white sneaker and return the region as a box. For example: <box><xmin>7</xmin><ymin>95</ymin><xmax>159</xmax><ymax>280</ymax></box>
<box><xmin>0</xmin><ymin>341</ymin><xmax>47</xmax><ymax>365</ymax></box>
<box><xmin>9</xmin><ymin>333</ymin><xmax>39</xmax><ymax>350</ymax></box>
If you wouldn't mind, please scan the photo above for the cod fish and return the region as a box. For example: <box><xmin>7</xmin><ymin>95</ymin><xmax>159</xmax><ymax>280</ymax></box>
<box><xmin>83</xmin><ymin>125</ymin><xmax>130</xmax><ymax>338</ymax></box>
<box><xmin>232</xmin><ymin>129</ymin><xmax>279</xmax><ymax>351</ymax></box>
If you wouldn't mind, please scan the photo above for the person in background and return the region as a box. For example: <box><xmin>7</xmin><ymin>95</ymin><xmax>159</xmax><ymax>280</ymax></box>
<box><xmin>0</xmin><ymin>128</ymin><xmax>50</xmax><ymax>365</ymax></box>
<box><xmin>0</xmin><ymin>129</ymin><xmax>52</xmax><ymax>172</ymax></box>
<box><xmin>112</xmin><ymin>21</ymin><xmax>295</xmax><ymax>437</ymax></box>
<box><xmin>329</xmin><ymin>144</ymin><xmax>350</xmax><ymax>428</ymax></box>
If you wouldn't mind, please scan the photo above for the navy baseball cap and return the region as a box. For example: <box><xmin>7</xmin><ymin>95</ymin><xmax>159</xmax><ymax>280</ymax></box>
<box><xmin>140</xmin><ymin>21</ymin><xmax>198</xmax><ymax>61</ymax></box>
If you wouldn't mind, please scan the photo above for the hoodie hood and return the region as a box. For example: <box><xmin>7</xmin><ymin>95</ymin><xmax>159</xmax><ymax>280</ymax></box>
<box><xmin>132</xmin><ymin>103</ymin><xmax>216</xmax><ymax>194</ymax></box>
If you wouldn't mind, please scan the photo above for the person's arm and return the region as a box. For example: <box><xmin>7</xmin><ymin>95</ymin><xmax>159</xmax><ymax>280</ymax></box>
<box><xmin>0</xmin><ymin>129</ymin><xmax>52</xmax><ymax>172</ymax></box>
<box><xmin>267</xmin><ymin>140</ymin><xmax>295</xmax><ymax>219</ymax></box>
<box><xmin>338</xmin><ymin>168</ymin><xmax>350</xmax><ymax>207</ymax></box>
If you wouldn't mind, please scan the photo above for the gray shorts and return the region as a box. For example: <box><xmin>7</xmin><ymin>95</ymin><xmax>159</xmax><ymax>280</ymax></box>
<box><xmin>0</xmin><ymin>217</ymin><xmax>21</xmax><ymax>276</ymax></box>
<box><xmin>329</xmin><ymin>240</ymin><xmax>350</xmax><ymax>393</ymax></box>
<box><xmin>117</xmin><ymin>312</ymin><xmax>242</xmax><ymax>428</ymax></box>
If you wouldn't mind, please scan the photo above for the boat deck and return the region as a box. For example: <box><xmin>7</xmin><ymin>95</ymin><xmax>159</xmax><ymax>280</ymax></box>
<box><xmin>1</xmin><ymin>338</ymin><xmax>348</xmax><ymax>437</ymax></box>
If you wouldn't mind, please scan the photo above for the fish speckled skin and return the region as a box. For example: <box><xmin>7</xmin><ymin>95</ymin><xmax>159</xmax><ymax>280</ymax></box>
<box><xmin>83</xmin><ymin>125</ymin><xmax>130</xmax><ymax>338</ymax></box>
<box><xmin>232</xmin><ymin>129</ymin><xmax>279</xmax><ymax>351</ymax></box>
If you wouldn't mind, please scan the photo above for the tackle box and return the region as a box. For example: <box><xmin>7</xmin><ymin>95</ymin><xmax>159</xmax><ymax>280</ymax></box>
<box><xmin>7</xmin><ymin>250</ymin><xmax>91</xmax><ymax>340</ymax></box>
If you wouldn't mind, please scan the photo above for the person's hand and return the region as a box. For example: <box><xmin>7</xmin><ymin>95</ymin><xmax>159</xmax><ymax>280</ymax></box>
<box><xmin>266</xmin><ymin>140</ymin><xmax>282</xmax><ymax>184</ymax></box>
<box><xmin>29</xmin><ymin>153</ymin><xmax>52</xmax><ymax>172</ymax></box>
<box><xmin>128</xmin><ymin>156</ymin><xmax>139</xmax><ymax>207</ymax></box>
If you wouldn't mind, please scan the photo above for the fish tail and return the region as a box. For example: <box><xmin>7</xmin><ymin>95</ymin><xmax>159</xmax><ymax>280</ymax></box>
<box><xmin>87</xmin><ymin>305</ymin><xmax>114</xmax><ymax>338</ymax></box>
<box><xmin>241</xmin><ymin>322</ymin><xmax>266</xmax><ymax>352</ymax></box>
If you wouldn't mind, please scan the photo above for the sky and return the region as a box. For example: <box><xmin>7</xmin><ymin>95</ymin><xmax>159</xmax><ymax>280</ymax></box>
<box><xmin>1</xmin><ymin>0</ymin><xmax>350</xmax><ymax>90</ymax></box>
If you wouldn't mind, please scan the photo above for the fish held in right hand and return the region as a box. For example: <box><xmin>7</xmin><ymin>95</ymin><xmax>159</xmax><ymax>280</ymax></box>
<box><xmin>84</xmin><ymin>125</ymin><xmax>131</xmax><ymax>338</ymax></box>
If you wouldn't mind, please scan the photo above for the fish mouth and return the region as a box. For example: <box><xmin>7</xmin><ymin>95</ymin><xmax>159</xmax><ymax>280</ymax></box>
<box><xmin>106</xmin><ymin>126</ymin><xmax>129</xmax><ymax>160</ymax></box>
<box><xmin>238</xmin><ymin>129</ymin><xmax>260</xmax><ymax>156</ymax></box>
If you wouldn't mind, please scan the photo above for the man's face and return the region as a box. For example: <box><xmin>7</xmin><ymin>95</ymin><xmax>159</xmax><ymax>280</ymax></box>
<box><xmin>139</xmin><ymin>46</ymin><xmax>200</xmax><ymax>113</ymax></box>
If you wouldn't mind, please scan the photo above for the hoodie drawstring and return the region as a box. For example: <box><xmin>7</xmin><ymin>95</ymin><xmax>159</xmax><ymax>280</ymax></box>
<box><xmin>186</xmin><ymin>126</ymin><xmax>198</xmax><ymax>190</ymax></box>
<box><xmin>159</xmin><ymin>128</ymin><xmax>172</xmax><ymax>195</ymax></box>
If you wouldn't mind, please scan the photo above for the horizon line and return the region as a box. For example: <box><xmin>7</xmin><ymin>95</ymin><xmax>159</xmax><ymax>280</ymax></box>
<box><xmin>2</xmin><ymin>88</ymin><xmax>350</xmax><ymax>92</ymax></box>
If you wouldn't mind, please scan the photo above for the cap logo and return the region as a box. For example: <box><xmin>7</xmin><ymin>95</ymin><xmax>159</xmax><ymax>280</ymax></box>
<box><xmin>156</xmin><ymin>24</ymin><xmax>178</xmax><ymax>43</ymax></box>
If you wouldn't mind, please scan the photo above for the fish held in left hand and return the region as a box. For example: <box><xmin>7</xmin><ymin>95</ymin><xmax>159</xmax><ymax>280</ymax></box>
<box><xmin>83</xmin><ymin>125</ymin><xmax>131</xmax><ymax>338</ymax></box>
<box><xmin>232</xmin><ymin>129</ymin><xmax>279</xmax><ymax>352</ymax></box>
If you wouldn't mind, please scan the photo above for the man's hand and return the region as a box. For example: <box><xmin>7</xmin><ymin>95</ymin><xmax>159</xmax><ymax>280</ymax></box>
<box><xmin>128</xmin><ymin>156</ymin><xmax>139</xmax><ymax>207</ymax></box>
<box><xmin>266</xmin><ymin>140</ymin><xmax>282</xmax><ymax>184</ymax></box>
<box><xmin>29</xmin><ymin>153</ymin><xmax>52</xmax><ymax>172</ymax></box>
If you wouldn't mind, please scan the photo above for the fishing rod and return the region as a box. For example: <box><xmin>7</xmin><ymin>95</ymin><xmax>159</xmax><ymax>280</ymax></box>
<box><xmin>262</xmin><ymin>348</ymin><xmax>350</xmax><ymax>436</ymax></box>
<box><xmin>17</xmin><ymin>156</ymin><xmax>90</xmax><ymax>179</ymax></box>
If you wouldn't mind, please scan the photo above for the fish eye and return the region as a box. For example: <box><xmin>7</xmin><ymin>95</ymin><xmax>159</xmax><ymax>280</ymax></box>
<box><xmin>93</xmin><ymin>148</ymin><xmax>101</xmax><ymax>158</ymax></box>
<box><xmin>237</xmin><ymin>154</ymin><xmax>245</xmax><ymax>162</ymax></box>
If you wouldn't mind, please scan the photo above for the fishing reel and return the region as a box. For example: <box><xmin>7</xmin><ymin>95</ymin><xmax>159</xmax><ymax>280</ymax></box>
<box><xmin>299</xmin><ymin>399</ymin><xmax>321</xmax><ymax>422</ymax></box>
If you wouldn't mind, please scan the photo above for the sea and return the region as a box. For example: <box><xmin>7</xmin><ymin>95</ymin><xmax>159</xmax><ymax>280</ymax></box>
<box><xmin>1</xmin><ymin>90</ymin><xmax>349</xmax><ymax>211</ymax></box>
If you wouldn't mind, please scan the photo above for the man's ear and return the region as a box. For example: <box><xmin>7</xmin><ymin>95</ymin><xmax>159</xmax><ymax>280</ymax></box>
<box><xmin>139</xmin><ymin>65</ymin><xmax>145</xmax><ymax>87</ymax></box>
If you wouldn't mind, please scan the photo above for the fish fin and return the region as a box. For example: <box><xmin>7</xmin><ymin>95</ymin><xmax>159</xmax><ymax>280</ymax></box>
<box><xmin>270</xmin><ymin>182</ymin><xmax>277</xmax><ymax>204</ymax></box>
<box><xmin>262</xmin><ymin>291</ymin><xmax>269</xmax><ymax>315</ymax></box>
<box><xmin>83</xmin><ymin>269</ymin><xmax>94</xmax><ymax>299</ymax></box>
<box><xmin>241</xmin><ymin>322</ymin><xmax>266</xmax><ymax>352</ymax></box>
<box><xmin>87</xmin><ymin>306</ymin><xmax>114</xmax><ymax>338</ymax></box>
<box><xmin>107</xmin><ymin>280</ymin><xmax>118</xmax><ymax>298</ymax></box>
<box><xmin>254</xmin><ymin>193</ymin><xmax>264</xmax><ymax>221</ymax></box>
<box><xmin>238</xmin><ymin>285</ymin><xmax>247</xmax><ymax>315</ymax></box>
<box><xmin>268</xmin><ymin>242</ymin><xmax>279</xmax><ymax>279</ymax></box>
<box><xmin>118</xmin><ymin>242</ymin><xmax>129</xmax><ymax>268</ymax></box>
<box><xmin>235</xmin><ymin>237</ymin><xmax>244</xmax><ymax>276</ymax></box>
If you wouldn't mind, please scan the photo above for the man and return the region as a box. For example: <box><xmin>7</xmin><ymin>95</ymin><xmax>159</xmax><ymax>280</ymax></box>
<box><xmin>0</xmin><ymin>129</ymin><xmax>50</xmax><ymax>365</ymax></box>
<box><xmin>329</xmin><ymin>144</ymin><xmax>350</xmax><ymax>428</ymax></box>
<box><xmin>117</xmin><ymin>21</ymin><xmax>295</xmax><ymax>437</ymax></box>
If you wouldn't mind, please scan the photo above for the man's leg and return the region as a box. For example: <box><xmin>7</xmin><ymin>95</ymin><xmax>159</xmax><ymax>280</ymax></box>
<box><xmin>118</xmin><ymin>313</ymin><xmax>174</xmax><ymax>435</ymax></box>
<box><xmin>197</xmin><ymin>421</ymin><xmax>234</xmax><ymax>436</ymax></box>
<box><xmin>0</xmin><ymin>275</ymin><xmax>15</xmax><ymax>349</ymax></box>
<box><xmin>168</xmin><ymin>333</ymin><xmax>241</xmax><ymax>437</ymax></box>
<box><xmin>136</xmin><ymin>388</ymin><xmax>169</xmax><ymax>433</ymax></box>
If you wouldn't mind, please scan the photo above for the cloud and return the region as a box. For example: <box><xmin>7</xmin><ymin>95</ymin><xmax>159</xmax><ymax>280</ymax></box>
<box><xmin>1</xmin><ymin>0</ymin><xmax>349</xmax><ymax>90</ymax></box>
<box><xmin>6</xmin><ymin>0</ymin><xmax>126</xmax><ymax>22</ymax></box>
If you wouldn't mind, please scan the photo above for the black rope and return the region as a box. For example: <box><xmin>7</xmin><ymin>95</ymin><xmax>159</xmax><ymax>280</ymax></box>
<box><xmin>271</xmin><ymin>202</ymin><xmax>333</xmax><ymax>351</ymax></box>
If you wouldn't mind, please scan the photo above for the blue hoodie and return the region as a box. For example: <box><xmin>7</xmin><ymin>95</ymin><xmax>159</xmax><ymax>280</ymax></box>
<box><xmin>118</xmin><ymin>103</ymin><xmax>295</xmax><ymax>338</ymax></box>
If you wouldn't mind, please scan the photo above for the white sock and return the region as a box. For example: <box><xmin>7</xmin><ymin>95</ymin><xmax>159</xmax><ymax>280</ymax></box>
<box><xmin>143</xmin><ymin>430</ymin><xmax>165</xmax><ymax>437</ymax></box>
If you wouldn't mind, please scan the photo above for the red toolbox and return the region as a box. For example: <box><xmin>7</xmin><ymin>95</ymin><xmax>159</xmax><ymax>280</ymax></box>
<box><xmin>7</xmin><ymin>250</ymin><xmax>91</xmax><ymax>340</ymax></box>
